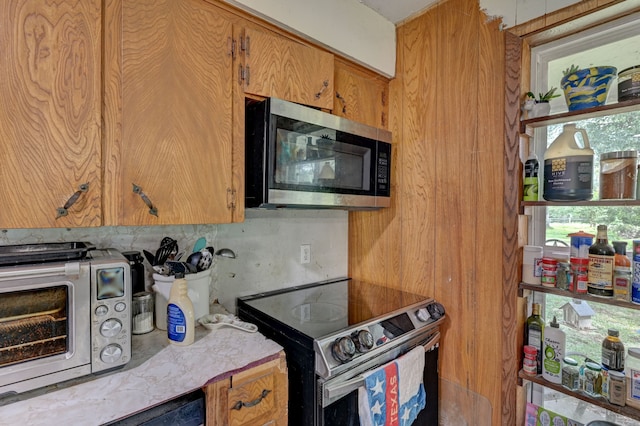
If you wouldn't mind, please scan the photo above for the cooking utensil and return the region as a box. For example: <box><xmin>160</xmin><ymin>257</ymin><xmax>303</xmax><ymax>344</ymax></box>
<box><xmin>193</xmin><ymin>237</ymin><xmax>206</xmax><ymax>253</ymax></box>
<box><xmin>154</xmin><ymin>239</ymin><xmax>178</xmax><ymax>265</ymax></box>
<box><xmin>186</xmin><ymin>251</ymin><xmax>202</xmax><ymax>269</ymax></box>
<box><xmin>215</xmin><ymin>248</ymin><xmax>236</xmax><ymax>259</ymax></box>
<box><xmin>198</xmin><ymin>314</ymin><xmax>258</xmax><ymax>333</ymax></box>
<box><xmin>197</xmin><ymin>250</ymin><xmax>213</xmax><ymax>271</ymax></box>
<box><xmin>142</xmin><ymin>250</ymin><xmax>156</xmax><ymax>266</ymax></box>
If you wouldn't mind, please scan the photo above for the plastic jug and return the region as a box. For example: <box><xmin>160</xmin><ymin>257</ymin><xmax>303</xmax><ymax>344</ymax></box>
<box><xmin>543</xmin><ymin>124</ymin><xmax>594</xmax><ymax>201</ymax></box>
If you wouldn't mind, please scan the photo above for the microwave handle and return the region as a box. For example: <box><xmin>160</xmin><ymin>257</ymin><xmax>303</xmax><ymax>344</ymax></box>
<box><xmin>324</xmin><ymin>331</ymin><xmax>440</xmax><ymax>401</ymax></box>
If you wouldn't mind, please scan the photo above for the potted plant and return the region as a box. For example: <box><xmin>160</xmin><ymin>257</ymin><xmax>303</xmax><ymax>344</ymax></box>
<box><xmin>523</xmin><ymin>87</ymin><xmax>560</xmax><ymax>118</ymax></box>
<box><xmin>560</xmin><ymin>64</ymin><xmax>617</xmax><ymax>111</ymax></box>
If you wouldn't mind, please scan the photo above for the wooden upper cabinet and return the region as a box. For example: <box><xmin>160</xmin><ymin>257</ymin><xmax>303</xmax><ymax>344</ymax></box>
<box><xmin>103</xmin><ymin>0</ymin><xmax>234</xmax><ymax>225</ymax></box>
<box><xmin>239</xmin><ymin>25</ymin><xmax>334</xmax><ymax>110</ymax></box>
<box><xmin>0</xmin><ymin>0</ymin><xmax>102</xmax><ymax>228</ymax></box>
<box><xmin>334</xmin><ymin>59</ymin><xmax>389</xmax><ymax>129</ymax></box>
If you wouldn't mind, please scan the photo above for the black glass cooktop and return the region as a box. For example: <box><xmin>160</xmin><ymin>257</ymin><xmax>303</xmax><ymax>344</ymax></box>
<box><xmin>238</xmin><ymin>277</ymin><xmax>430</xmax><ymax>339</ymax></box>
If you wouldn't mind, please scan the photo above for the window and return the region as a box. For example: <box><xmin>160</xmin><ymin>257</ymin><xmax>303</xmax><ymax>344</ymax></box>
<box><xmin>527</xmin><ymin>11</ymin><xmax>640</xmax><ymax>425</ymax></box>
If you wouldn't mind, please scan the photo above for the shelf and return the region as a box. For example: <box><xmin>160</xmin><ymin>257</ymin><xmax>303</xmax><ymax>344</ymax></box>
<box><xmin>520</xmin><ymin>98</ymin><xmax>640</xmax><ymax>134</ymax></box>
<box><xmin>522</xmin><ymin>199</ymin><xmax>640</xmax><ymax>208</ymax></box>
<box><xmin>519</xmin><ymin>282</ymin><xmax>640</xmax><ymax>310</ymax></box>
<box><xmin>518</xmin><ymin>370</ymin><xmax>640</xmax><ymax>421</ymax></box>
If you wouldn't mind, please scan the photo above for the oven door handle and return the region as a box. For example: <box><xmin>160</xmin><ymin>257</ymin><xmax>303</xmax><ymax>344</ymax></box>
<box><xmin>323</xmin><ymin>331</ymin><xmax>440</xmax><ymax>401</ymax></box>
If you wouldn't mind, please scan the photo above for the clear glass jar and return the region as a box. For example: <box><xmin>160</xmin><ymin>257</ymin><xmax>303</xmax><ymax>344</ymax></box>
<box><xmin>132</xmin><ymin>291</ymin><xmax>155</xmax><ymax>334</ymax></box>
<box><xmin>562</xmin><ymin>357</ymin><xmax>580</xmax><ymax>390</ymax></box>
<box><xmin>583</xmin><ymin>361</ymin><xmax>603</xmax><ymax>397</ymax></box>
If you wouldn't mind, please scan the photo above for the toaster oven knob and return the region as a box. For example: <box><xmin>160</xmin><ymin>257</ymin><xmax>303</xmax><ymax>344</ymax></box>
<box><xmin>352</xmin><ymin>330</ymin><xmax>374</xmax><ymax>352</ymax></box>
<box><xmin>95</xmin><ymin>305</ymin><xmax>109</xmax><ymax>316</ymax></box>
<box><xmin>100</xmin><ymin>318</ymin><xmax>123</xmax><ymax>337</ymax></box>
<box><xmin>100</xmin><ymin>344</ymin><xmax>123</xmax><ymax>363</ymax></box>
<box><xmin>331</xmin><ymin>336</ymin><xmax>356</xmax><ymax>363</ymax></box>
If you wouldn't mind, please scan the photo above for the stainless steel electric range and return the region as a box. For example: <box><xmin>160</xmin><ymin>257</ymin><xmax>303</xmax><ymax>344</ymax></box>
<box><xmin>237</xmin><ymin>277</ymin><xmax>445</xmax><ymax>426</ymax></box>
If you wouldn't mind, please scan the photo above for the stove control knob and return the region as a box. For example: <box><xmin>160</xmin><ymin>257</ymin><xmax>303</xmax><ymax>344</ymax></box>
<box><xmin>331</xmin><ymin>336</ymin><xmax>356</xmax><ymax>363</ymax></box>
<box><xmin>352</xmin><ymin>330</ymin><xmax>374</xmax><ymax>353</ymax></box>
<box><xmin>426</xmin><ymin>302</ymin><xmax>445</xmax><ymax>320</ymax></box>
<box><xmin>416</xmin><ymin>308</ymin><xmax>431</xmax><ymax>323</ymax></box>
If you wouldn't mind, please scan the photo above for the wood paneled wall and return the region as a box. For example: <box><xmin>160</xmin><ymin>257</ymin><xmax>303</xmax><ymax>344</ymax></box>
<box><xmin>348</xmin><ymin>0</ymin><xmax>508</xmax><ymax>423</ymax></box>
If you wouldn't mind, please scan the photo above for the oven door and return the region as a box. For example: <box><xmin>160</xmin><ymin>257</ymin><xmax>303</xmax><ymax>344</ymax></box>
<box><xmin>0</xmin><ymin>262</ymin><xmax>91</xmax><ymax>395</ymax></box>
<box><xmin>319</xmin><ymin>332</ymin><xmax>440</xmax><ymax>426</ymax></box>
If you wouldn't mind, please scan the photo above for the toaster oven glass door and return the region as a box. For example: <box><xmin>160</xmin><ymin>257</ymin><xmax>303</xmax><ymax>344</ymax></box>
<box><xmin>0</xmin><ymin>286</ymin><xmax>69</xmax><ymax>367</ymax></box>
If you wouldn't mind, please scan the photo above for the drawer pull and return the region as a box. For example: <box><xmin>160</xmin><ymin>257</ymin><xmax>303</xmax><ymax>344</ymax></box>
<box><xmin>231</xmin><ymin>389</ymin><xmax>271</xmax><ymax>410</ymax></box>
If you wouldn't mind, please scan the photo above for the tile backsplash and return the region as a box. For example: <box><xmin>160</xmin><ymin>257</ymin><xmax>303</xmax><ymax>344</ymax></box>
<box><xmin>0</xmin><ymin>209</ymin><xmax>348</xmax><ymax>314</ymax></box>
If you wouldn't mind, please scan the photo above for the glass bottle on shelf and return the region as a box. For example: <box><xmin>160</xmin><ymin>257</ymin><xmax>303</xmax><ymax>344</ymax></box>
<box><xmin>525</xmin><ymin>303</ymin><xmax>545</xmax><ymax>375</ymax></box>
<box><xmin>613</xmin><ymin>241</ymin><xmax>632</xmax><ymax>301</ymax></box>
<box><xmin>602</xmin><ymin>329</ymin><xmax>625</xmax><ymax>373</ymax></box>
<box><xmin>588</xmin><ymin>225</ymin><xmax>615</xmax><ymax>297</ymax></box>
<box><xmin>523</xmin><ymin>151</ymin><xmax>539</xmax><ymax>201</ymax></box>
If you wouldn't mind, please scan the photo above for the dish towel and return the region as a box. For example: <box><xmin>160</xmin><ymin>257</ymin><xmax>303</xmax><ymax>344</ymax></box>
<box><xmin>358</xmin><ymin>346</ymin><xmax>426</xmax><ymax>426</ymax></box>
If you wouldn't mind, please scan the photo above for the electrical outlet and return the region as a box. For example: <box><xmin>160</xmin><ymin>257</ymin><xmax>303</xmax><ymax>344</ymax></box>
<box><xmin>300</xmin><ymin>244</ymin><xmax>311</xmax><ymax>264</ymax></box>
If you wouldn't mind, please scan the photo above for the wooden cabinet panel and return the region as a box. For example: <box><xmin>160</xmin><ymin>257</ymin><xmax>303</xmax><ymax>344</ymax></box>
<box><xmin>240</xmin><ymin>25</ymin><xmax>334</xmax><ymax>110</ymax></box>
<box><xmin>334</xmin><ymin>59</ymin><xmax>389</xmax><ymax>129</ymax></box>
<box><xmin>204</xmin><ymin>352</ymin><xmax>287</xmax><ymax>426</ymax></box>
<box><xmin>103</xmin><ymin>0</ymin><xmax>234</xmax><ymax>225</ymax></box>
<box><xmin>0</xmin><ymin>0</ymin><xmax>102</xmax><ymax>228</ymax></box>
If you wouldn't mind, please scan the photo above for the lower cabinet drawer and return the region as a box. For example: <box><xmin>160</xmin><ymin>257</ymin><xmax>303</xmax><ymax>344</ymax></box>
<box><xmin>204</xmin><ymin>351</ymin><xmax>287</xmax><ymax>426</ymax></box>
<box><xmin>228</xmin><ymin>371</ymin><xmax>276</xmax><ymax>426</ymax></box>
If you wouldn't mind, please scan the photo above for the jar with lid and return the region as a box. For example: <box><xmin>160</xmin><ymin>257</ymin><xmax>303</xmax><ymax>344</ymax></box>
<box><xmin>556</xmin><ymin>262</ymin><xmax>571</xmax><ymax>291</ymax></box>
<box><xmin>626</xmin><ymin>348</ymin><xmax>640</xmax><ymax>409</ymax></box>
<box><xmin>602</xmin><ymin>329</ymin><xmax>625</xmax><ymax>372</ymax></box>
<box><xmin>613</xmin><ymin>241</ymin><xmax>632</xmax><ymax>301</ymax></box>
<box><xmin>132</xmin><ymin>291</ymin><xmax>154</xmax><ymax>334</ymax></box>
<box><xmin>571</xmin><ymin>257</ymin><xmax>589</xmax><ymax>294</ymax></box>
<box><xmin>583</xmin><ymin>361</ymin><xmax>603</xmax><ymax>397</ymax></box>
<box><xmin>618</xmin><ymin>65</ymin><xmax>640</xmax><ymax>101</ymax></box>
<box><xmin>523</xmin><ymin>345</ymin><xmax>537</xmax><ymax>376</ymax></box>
<box><xmin>609</xmin><ymin>370</ymin><xmax>626</xmax><ymax>406</ymax></box>
<box><xmin>541</xmin><ymin>257</ymin><xmax>558</xmax><ymax>288</ymax></box>
<box><xmin>562</xmin><ymin>357</ymin><xmax>580</xmax><ymax>390</ymax></box>
<box><xmin>600</xmin><ymin>151</ymin><xmax>638</xmax><ymax>200</ymax></box>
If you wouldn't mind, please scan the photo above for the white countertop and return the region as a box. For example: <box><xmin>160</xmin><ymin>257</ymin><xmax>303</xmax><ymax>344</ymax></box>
<box><xmin>1</xmin><ymin>327</ymin><xmax>283</xmax><ymax>425</ymax></box>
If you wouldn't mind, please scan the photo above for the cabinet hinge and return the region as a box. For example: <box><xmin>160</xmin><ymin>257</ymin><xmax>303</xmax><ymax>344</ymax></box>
<box><xmin>238</xmin><ymin>65</ymin><xmax>250</xmax><ymax>86</ymax></box>
<box><xmin>240</xmin><ymin>35</ymin><xmax>250</xmax><ymax>56</ymax></box>
<box><xmin>229</xmin><ymin>37</ymin><xmax>236</xmax><ymax>59</ymax></box>
<box><xmin>227</xmin><ymin>188</ymin><xmax>237</xmax><ymax>210</ymax></box>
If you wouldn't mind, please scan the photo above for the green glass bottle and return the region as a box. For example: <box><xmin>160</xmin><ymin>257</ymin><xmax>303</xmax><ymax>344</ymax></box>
<box><xmin>525</xmin><ymin>303</ymin><xmax>545</xmax><ymax>374</ymax></box>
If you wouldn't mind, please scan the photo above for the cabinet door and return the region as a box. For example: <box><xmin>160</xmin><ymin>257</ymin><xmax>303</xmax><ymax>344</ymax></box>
<box><xmin>0</xmin><ymin>0</ymin><xmax>102</xmax><ymax>228</ymax></box>
<box><xmin>241</xmin><ymin>25</ymin><xmax>334</xmax><ymax>110</ymax></box>
<box><xmin>204</xmin><ymin>352</ymin><xmax>288</xmax><ymax>426</ymax></box>
<box><xmin>103</xmin><ymin>0</ymin><xmax>233</xmax><ymax>225</ymax></box>
<box><xmin>334</xmin><ymin>59</ymin><xmax>389</xmax><ymax>129</ymax></box>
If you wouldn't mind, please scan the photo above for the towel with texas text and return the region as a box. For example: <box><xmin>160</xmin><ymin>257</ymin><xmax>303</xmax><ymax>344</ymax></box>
<box><xmin>358</xmin><ymin>346</ymin><xmax>426</xmax><ymax>426</ymax></box>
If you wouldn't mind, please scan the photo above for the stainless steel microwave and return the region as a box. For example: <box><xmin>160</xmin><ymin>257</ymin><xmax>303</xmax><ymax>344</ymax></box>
<box><xmin>245</xmin><ymin>98</ymin><xmax>392</xmax><ymax>210</ymax></box>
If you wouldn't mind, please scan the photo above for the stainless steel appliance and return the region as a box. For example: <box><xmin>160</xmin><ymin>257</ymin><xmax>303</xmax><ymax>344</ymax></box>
<box><xmin>0</xmin><ymin>243</ymin><xmax>132</xmax><ymax>396</ymax></box>
<box><xmin>245</xmin><ymin>98</ymin><xmax>392</xmax><ymax>210</ymax></box>
<box><xmin>237</xmin><ymin>278</ymin><xmax>444</xmax><ymax>425</ymax></box>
